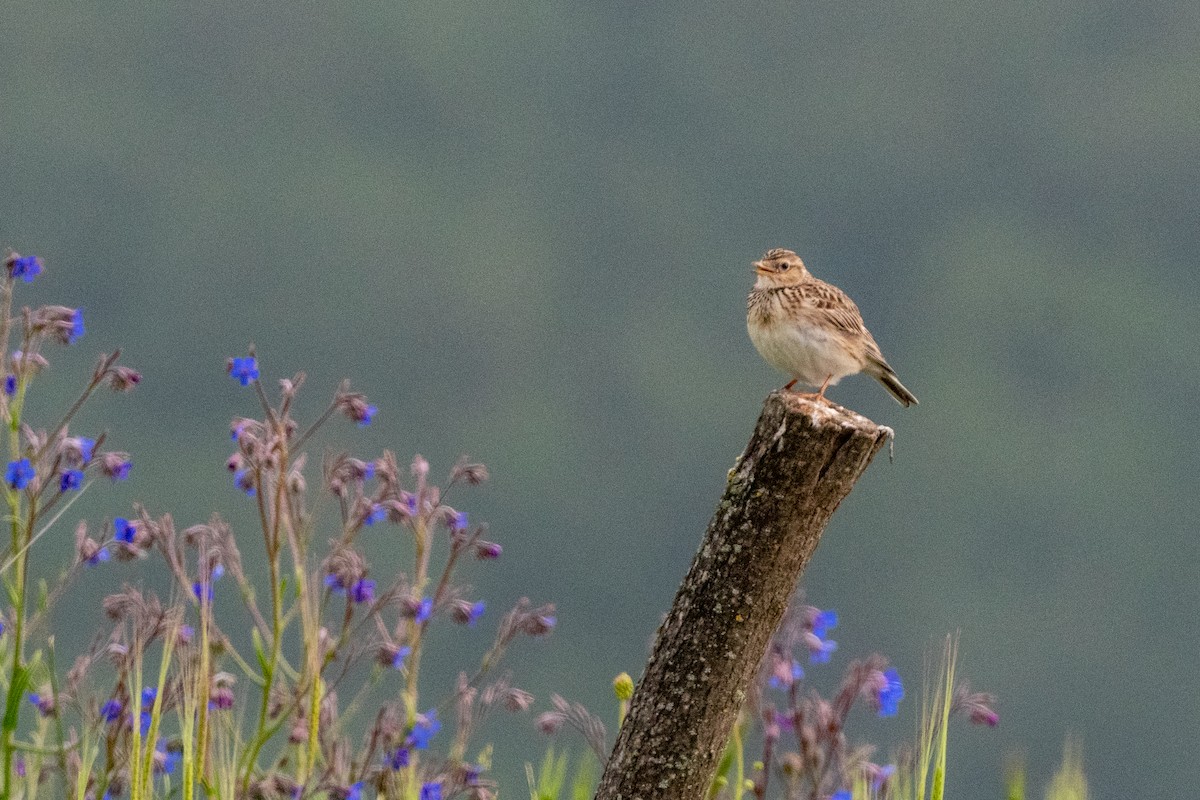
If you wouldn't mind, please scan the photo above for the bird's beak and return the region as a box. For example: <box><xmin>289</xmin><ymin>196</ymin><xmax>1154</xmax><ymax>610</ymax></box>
<box><xmin>753</xmin><ymin>260</ymin><xmax>769</xmax><ymax>275</ymax></box>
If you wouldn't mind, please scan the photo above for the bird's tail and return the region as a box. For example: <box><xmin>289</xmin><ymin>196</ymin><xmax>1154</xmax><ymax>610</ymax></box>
<box><xmin>873</xmin><ymin>365</ymin><xmax>918</xmax><ymax>407</ymax></box>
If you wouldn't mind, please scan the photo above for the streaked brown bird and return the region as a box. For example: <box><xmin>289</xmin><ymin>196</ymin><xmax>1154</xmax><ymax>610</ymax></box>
<box><xmin>746</xmin><ymin>248</ymin><xmax>918</xmax><ymax>407</ymax></box>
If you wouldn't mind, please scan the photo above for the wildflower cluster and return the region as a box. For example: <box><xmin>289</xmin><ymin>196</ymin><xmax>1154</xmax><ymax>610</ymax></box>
<box><xmin>0</xmin><ymin>252</ymin><xmax>558</xmax><ymax>800</ymax></box>
<box><xmin>0</xmin><ymin>250</ymin><xmax>139</xmax><ymax>798</ymax></box>
<box><xmin>717</xmin><ymin>597</ymin><xmax>999</xmax><ymax>800</ymax></box>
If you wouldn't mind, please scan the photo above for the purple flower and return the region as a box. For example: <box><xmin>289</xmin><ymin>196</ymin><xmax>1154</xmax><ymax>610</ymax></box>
<box><xmin>114</xmin><ymin>518</ymin><xmax>137</xmax><ymax>544</ymax></box>
<box><xmin>877</xmin><ymin>669</ymin><xmax>904</xmax><ymax>717</ymax></box>
<box><xmin>387</xmin><ymin>747</ymin><xmax>410</xmax><ymax>770</ymax></box>
<box><xmin>475</xmin><ymin>540</ymin><xmax>502</xmax><ymax>560</ymax></box>
<box><xmin>100</xmin><ymin>699</ymin><xmax>122</xmax><ymax>723</ymax></box>
<box><xmin>208</xmin><ymin>687</ymin><xmax>235</xmax><ymax>710</ymax></box>
<box><xmin>420</xmin><ymin>782</ymin><xmax>442</xmax><ymax>800</ymax></box>
<box><xmin>99</xmin><ymin>452</ymin><xmax>132</xmax><ymax>481</ymax></box>
<box><xmin>85</xmin><ymin>547</ymin><xmax>111</xmax><ymax>566</ymax></box>
<box><xmin>451</xmin><ymin>511</ymin><xmax>468</xmax><ymax>531</ymax></box>
<box><xmin>141</xmin><ymin>687</ymin><xmax>157</xmax><ymax>708</ymax></box>
<box><xmin>350</xmin><ymin>578</ymin><xmax>375</xmax><ymax>604</ymax></box>
<box><xmin>8</xmin><ymin>255</ymin><xmax>42</xmax><ymax>283</ymax></box>
<box><xmin>324</xmin><ymin>573</ymin><xmax>345</xmax><ymax>595</ymax></box>
<box><xmin>408</xmin><ymin>709</ymin><xmax>440</xmax><ymax>750</ymax></box>
<box><xmin>832</xmin><ymin>792</ymin><xmax>852</xmax><ymax>800</ymax></box>
<box><xmin>5</xmin><ymin>459</ymin><xmax>34</xmax><ymax>490</ymax></box>
<box><xmin>414</xmin><ymin>596</ymin><xmax>433</xmax><ymax>624</ymax></box>
<box><xmin>139</xmin><ymin>711</ymin><xmax>152</xmax><ymax>735</ymax></box>
<box><xmin>363</xmin><ymin>504</ymin><xmax>387</xmax><ymax>526</ymax></box>
<box><xmin>60</xmin><ymin>469</ymin><xmax>83</xmax><ymax>492</ymax></box>
<box><xmin>228</xmin><ymin>356</ymin><xmax>259</xmax><ymax>386</ymax></box>
<box><xmin>78</xmin><ymin>437</ymin><xmax>95</xmax><ymax>463</ymax></box>
<box><xmin>2</xmin><ymin>375</ymin><xmax>14</xmax><ymax>396</ymax></box>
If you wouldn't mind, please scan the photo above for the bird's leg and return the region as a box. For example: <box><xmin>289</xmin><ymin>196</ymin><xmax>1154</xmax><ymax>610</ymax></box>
<box><xmin>783</xmin><ymin>378</ymin><xmax>798</xmax><ymax>391</ymax></box>
<box><xmin>815</xmin><ymin>374</ymin><xmax>834</xmax><ymax>402</ymax></box>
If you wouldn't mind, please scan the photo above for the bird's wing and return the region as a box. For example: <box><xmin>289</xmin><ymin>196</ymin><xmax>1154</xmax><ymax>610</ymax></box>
<box><xmin>792</xmin><ymin>281</ymin><xmax>869</xmax><ymax>337</ymax></box>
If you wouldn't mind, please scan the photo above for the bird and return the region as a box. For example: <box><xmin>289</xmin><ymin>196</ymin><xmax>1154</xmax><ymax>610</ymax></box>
<box><xmin>746</xmin><ymin>248</ymin><xmax>918</xmax><ymax>407</ymax></box>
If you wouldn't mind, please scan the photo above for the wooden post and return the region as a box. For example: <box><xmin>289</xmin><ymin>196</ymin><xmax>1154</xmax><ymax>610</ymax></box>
<box><xmin>594</xmin><ymin>392</ymin><xmax>893</xmax><ymax>800</ymax></box>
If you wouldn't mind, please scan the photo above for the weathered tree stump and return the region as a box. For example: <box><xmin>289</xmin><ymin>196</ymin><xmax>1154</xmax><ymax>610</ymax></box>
<box><xmin>594</xmin><ymin>392</ymin><xmax>894</xmax><ymax>800</ymax></box>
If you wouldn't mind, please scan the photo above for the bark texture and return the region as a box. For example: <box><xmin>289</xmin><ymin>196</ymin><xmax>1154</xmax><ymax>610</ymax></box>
<box><xmin>594</xmin><ymin>392</ymin><xmax>893</xmax><ymax>800</ymax></box>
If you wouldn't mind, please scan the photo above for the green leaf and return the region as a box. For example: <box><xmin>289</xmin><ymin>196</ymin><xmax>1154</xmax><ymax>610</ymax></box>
<box><xmin>3</xmin><ymin>664</ymin><xmax>30</xmax><ymax>732</ymax></box>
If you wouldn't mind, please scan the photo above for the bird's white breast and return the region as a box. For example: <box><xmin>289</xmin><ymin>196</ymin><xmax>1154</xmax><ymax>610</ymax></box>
<box><xmin>747</xmin><ymin>314</ymin><xmax>862</xmax><ymax>388</ymax></box>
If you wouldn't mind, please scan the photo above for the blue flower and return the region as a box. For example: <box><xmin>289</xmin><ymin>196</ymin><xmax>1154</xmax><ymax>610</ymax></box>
<box><xmin>390</xmin><ymin>646</ymin><xmax>412</xmax><ymax>670</ymax></box>
<box><xmin>2</xmin><ymin>375</ymin><xmax>14</xmax><ymax>396</ymax></box>
<box><xmin>86</xmin><ymin>547</ymin><xmax>111</xmax><ymax>566</ymax></box>
<box><xmin>350</xmin><ymin>578</ymin><xmax>375</xmax><ymax>604</ymax></box>
<box><xmin>414</xmin><ymin>596</ymin><xmax>433</xmax><ymax>624</ymax></box>
<box><xmin>142</xmin><ymin>687</ymin><xmax>157</xmax><ymax>708</ymax></box>
<box><xmin>408</xmin><ymin>709</ymin><xmax>440</xmax><ymax>750</ymax></box>
<box><xmin>114</xmin><ymin>518</ymin><xmax>137</xmax><ymax>544</ymax></box>
<box><xmin>234</xmin><ymin>469</ymin><xmax>256</xmax><ymax>496</ymax></box>
<box><xmin>466</xmin><ymin>600</ymin><xmax>485</xmax><ymax>627</ymax></box>
<box><xmin>154</xmin><ymin>740</ymin><xmax>180</xmax><ymax>774</ymax></box>
<box><xmin>877</xmin><ymin>669</ymin><xmax>904</xmax><ymax>717</ymax></box>
<box><xmin>363</xmin><ymin>504</ymin><xmax>387</xmax><ymax>526</ymax></box>
<box><xmin>768</xmin><ymin>659</ymin><xmax>804</xmax><ymax>689</ymax></box>
<box><xmin>346</xmin><ymin>782</ymin><xmax>364</xmax><ymax>800</ymax></box>
<box><xmin>27</xmin><ymin>692</ymin><xmax>54</xmax><ymax>715</ymax></box>
<box><xmin>100</xmin><ymin>699</ymin><xmax>122</xmax><ymax>723</ymax></box>
<box><xmin>451</xmin><ymin>511</ymin><xmax>469</xmax><ymax>531</ymax></box>
<box><xmin>60</xmin><ymin>469</ymin><xmax>83</xmax><ymax>492</ymax></box>
<box><xmin>812</xmin><ymin>609</ymin><xmax>838</xmax><ymax>639</ymax></box>
<box><xmin>420</xmin><ymin>781</ymin><xmax>442</xmax><ymax>800</ymax></box>
<box><xmin>809</xmin><ymin>637</ymin><xmax>838</xmax><ymax>664</ymax></box>
<box><xmin>357</xmin><ymin>404</ymin><xmax>377</xmax><ymax>427</ymax></box>
<box><xmin>5</xmin><ymin>459</ymin><xmax>34</xmax><ymax>490</ymax></box>
<box><xmin>832</xmin><ymin>791</ymin><xmax>852</xmax><ymax>800</ymax></box>
<box><xmin>139</xmin><ymin>711</ymin><xmax>152</xmax><ymax>735</ymax></box>
<box><xmin>229</xmin><ymin>356</ymin><xmax>259</xmax><ymax>386</ymax></box>
<box><xmin>78</xmin><ymin>437</ymin><xmax>95</xmax><ymax>463</ymax></box>
<box><xmin>324</xmin><ymin>573</ymin><xmax>345</xmax><ymax>595</ymax></box>
<box><xmin>68</xmin><ymin>309</ymin><xmax>84</xmax><ymax>344</ymax></box>
<box><xmin>9</xmin><ymin>255</ymin><xmax>42</xmax><ymax>283</ymax></box>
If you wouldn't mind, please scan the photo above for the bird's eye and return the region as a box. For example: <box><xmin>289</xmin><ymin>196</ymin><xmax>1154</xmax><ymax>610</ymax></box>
<box><xmin>779</xmin><ymin>262</ymin><xmax>790</xmax><ymax>271</ymax></box>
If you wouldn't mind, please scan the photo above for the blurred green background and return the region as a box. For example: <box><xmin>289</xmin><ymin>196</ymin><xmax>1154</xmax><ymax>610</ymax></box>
<box><xmin>3</xmin><ymin>1</ymin><xmax>1198</xmax><ymax>796</ymax></box>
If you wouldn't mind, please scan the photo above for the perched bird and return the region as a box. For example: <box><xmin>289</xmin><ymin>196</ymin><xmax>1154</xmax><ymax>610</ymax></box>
<box><xmin>746</xmin><ymin>248</ymin><xmax>918</xmax><ymax>407</ymax></box>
